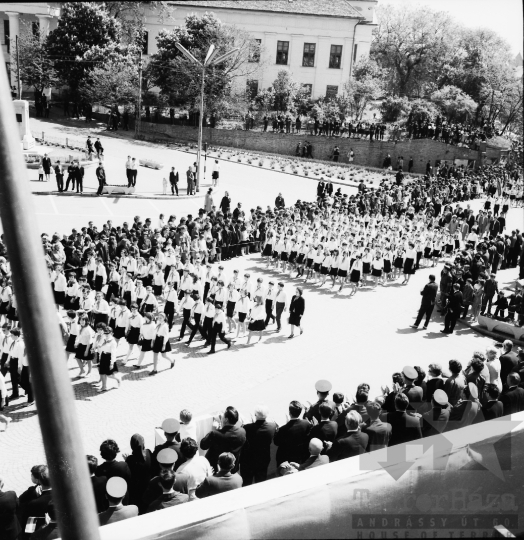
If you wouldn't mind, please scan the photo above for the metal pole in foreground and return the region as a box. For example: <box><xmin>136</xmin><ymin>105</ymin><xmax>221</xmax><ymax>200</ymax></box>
<box><xmin>196</xmin><ymin>66</ymin><xmax>205</xmax><ymax>193</ymax></box>
<box><xmin>16</xmin><ymin>34</ymin><xmax>21</xmax><ymax>99</ymax></box>
<box><xmin>0</xmin><ymin>48</ymin><xmax>100</xmax><ymax>540</ymax></box>
<box><xmin>136</xmin><ymin>51</ymin><xmax>142</xmax><ymax>138</ymax></box>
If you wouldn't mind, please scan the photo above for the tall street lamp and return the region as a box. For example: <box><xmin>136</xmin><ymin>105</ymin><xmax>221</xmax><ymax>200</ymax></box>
<box><xmin>175</xmin><ymin>42</ymin><xmax>238</xmax><ymax>192</ymax></box>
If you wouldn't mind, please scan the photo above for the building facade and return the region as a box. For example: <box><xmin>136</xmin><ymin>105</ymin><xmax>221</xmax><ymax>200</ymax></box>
<box><xmin>0</xmin><ymin>2</ymin><xmax>60</xmax><ymax>91</ymax></box>
<box><xmin>144</xmin><ymin>0</ymin><xmax>377</xmax><ymax>100</ymax></box>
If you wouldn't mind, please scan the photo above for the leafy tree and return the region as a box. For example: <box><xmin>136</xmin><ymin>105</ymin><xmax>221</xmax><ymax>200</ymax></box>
<box><xmin>371</xmin><ymin>3</ymin><xmax>459</xmax><ymax>96</ymax></box>
<box><xmin>430</xmin><ymin>85</ymin><xmax>476</xmax><ymax>123</ymax></box>
<box><xmin>311</xmin><ymin>97</ymin><xmax>341</xmax><ymax>121</ymax></box>
<box><xmin>255</xmin><ymin>87</ymin><xmax>274</xmax><ymax>114</ymax></box>
<box><xmin>271</xmin><ymin>70</ymin><xmax>300</xmax><ymax>113</ymax></box>
<box><xmin>408</xmin><ymin>99</ymin><xmax>440</xmax><ymax>124</ymax></box>
<box><xmin>379</xmin><ymin>95</ymin><xmax>410</xmax><ymax>122</ymax></box>
<box><xmin>149</xmin><ymin>12</ymin><xmax>261</xmax><ymax>112</ymax></box>
<box><xmin>46</xmin><ymin>2</ymin><xmax>122</xmax><ymax>94</ymax></box>
<box><xmin>12</xmin><ymin>22</ymin><xmax>58</xmax><ymax>96</ymax></box>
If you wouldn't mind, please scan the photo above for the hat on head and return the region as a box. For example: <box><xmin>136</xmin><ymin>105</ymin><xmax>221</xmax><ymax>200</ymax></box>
<box><xmin>157</xmin><ymin>448</ymin><xmax>178</xmax><ymax>465</ymax></box>
<box><xmin>432</xmin><ymin>389</ymin><xmax>448</xmax><ymax>406</ymax></box>
<box><xmin>402</xmin><ymin>366</ymin><xmax>418</xmax><ymax>380</ymax></box>
<box><xmin>468</xmin><ymin>382</ymin><xmax>479</xmax><ymax>400</ymax></box>
<box><xmin>315</xmin><ymin>379</ymin><xmax>332</xmax><ymax>393</ymax></box>
<box><xmin>106</xmin><ymin>477</ymin><xmax>127</xmax><ymax>498</ymax></box>
<box><xmin>161</xmin><ymin>418</ymin><xmax>180</xmax><ymax>434</ymax></box>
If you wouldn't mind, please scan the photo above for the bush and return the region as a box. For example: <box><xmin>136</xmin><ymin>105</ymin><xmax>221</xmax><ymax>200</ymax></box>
<box><xmin>408</xmin><ymin>99</ymin><xmax>440</xmax><ymax>124</ymax></box>
<box><xmin>380</xmin><ymin>96</ymin><xmax>410</xmax><ymax>122</ymax></box>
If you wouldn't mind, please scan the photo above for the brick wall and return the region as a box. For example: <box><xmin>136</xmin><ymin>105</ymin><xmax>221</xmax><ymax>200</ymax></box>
<box><xmin>136</xmin><ymin>122</ymin><xmax>501</xmax><ymax>174</ymax></box>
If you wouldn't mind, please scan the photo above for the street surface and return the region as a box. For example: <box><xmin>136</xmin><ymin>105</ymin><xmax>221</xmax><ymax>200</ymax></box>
<box><xmin>0</xmin><ymin>116</ymin><xmax>522</xmax><ymax>494</ymax></box>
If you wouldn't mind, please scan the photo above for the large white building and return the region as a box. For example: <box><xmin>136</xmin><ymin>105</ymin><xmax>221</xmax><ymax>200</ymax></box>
<box><xmin>0</xmin><ymin>3</ymin><xmax>60</xmax><ymax>90</ymax></box>
<box><xmin>144</xmin><ymin>0</ymin><xmax>377</xmax><ymax>100</ymax></box>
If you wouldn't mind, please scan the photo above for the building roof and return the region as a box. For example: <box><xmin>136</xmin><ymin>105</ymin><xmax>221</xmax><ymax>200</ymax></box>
<box><xmin>169</xmin><ymin>0</ymin><xmax>365</xmax><ymax>19</ymax></box>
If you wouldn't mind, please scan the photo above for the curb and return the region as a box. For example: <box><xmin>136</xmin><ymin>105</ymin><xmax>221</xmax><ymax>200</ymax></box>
<box><xmin>32</xmin><ymin>191</ymin><xmax>205</xmax><ymax>200</ymax></box>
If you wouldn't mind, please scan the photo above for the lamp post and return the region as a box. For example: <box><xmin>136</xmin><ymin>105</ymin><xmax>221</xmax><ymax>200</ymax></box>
<box><xmin>175</xmin><ymin>42</ymin><xmax>238</xmax><ymax>192</ymax></box>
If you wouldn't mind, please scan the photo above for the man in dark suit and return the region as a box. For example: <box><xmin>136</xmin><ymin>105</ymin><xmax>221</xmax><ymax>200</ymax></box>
<box><xmin>19</xmin><ymin>465</ymin><xmax>53</xmax><ymax>538</ymax></box>
<box><xmin>75</xmin><ymin>160</ymin><xmax>85</xmax><ymax>194</ymax></box>
<box><xmin>308</xmin><ymin>402</ymin><xmax>338</xmax><ymax>444</ymax></box>
<box><xmin>98</xmin><ymin>478</ymin><xmax>138</xmax><ymax>526</ymax></box>
<box><xmin>481</xmin><ymin>272</ymin><xmax>498</xmax><ymax>314</ymax></box>
<box><xmin>87</xmin><ymin>455</ymin><xmax>108</xmax><ymax>513</ymax></box>
<box><xmin>500</xmin><ymin>373</ymin><xmax>524</xmax><ymax>416</ymax></box>
<box><xmin>274</xmin><ymin>401</ymin><xmax>311</xmax><ymax>468</ymax></box>
<box><xmin>326</xmin><ymin>411</ymin><xmax>369</xmax><ymax>461</ymax></box>
<box><xmin>382</xmin><ymin>393</ymin><xmax>422</xmax><ymax>446</ymax></box>
<box><xmin>0</xmin><ymin>477</ymin><xmax>21</xmax><ymax>540</ymax></box>
<box><xmin>474</xmin><ymin>384</ymin><xmax>503</xmax><ymax>423</ymax></box>
<box><xmin>152</xmin><ymin>418</ymin><xmax>184</xmax><ymax>473</ymax></box>
<box><xmin>297</xmin><ymin>439</ymin><xmax>329</xmax><ymax>470</ymax></box>
<box><xmin>200</xmin><ymin>407</ymin><xmax>246</xmax><ymax>474</ymax></box>
<box><xmin>95</xmin><ymin>439</ymin><xmax>131</xmax><ymax>506</ymax></box>
<box><xmin>500</xmin><ymin>340</ymin><xmax>519</xmax><ymax>386</ymax></box>
<box><xmin>305</xmin><ymin>380</ymin><xmax>335</xmax><ymax>423</ymax></box>
<box><xmin>402</xmin><ymin>366</ymin><xmax>423</xmax><ymax>407</ymax></box>
<box><xmin>421</xmin><ymin>389</ymin><xmax>450</xmax><ymax>436</ymax></box>
<box><xmin>196</xmin><ymin>453</ymin><xmax>243</xmax><ymax>498</ymax></box>
<box><xmin>362</xmin><ymin>401</ymin><xmax>392</xmax><ymax>451</ymax></box>
<box><xmin>445</xmin><ymin>383</ymin><xmax>481</xmax><ymax>432</ymax></box>
<box><xmin>442</xmin><ymin>283</ymin><xmax>463</xmax><ymax>334</ymax></box>
<box><xmin>240</xmin><ymin>405</ymin><xmax>277</xmax><ymax>485</ymax></box>
<box><xmin>412</xmin><ymin>274</ymin><xmax>438</xmax><ymax>329</ymax></box>
<box><xmin>30</xmin><ymin>502</ymin><xmax>59</xmax><ymax>540</ymax></box>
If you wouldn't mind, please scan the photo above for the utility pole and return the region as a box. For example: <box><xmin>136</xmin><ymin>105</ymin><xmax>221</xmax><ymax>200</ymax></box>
<box><xmin>196</xmin><ymin>67</ymin><xmax>205</xmax><ymax>192</ymax></box>
<box><xmin>136</xmin><ymin>51</ymin><xmax>142</xmax><ymax>138</ymax></box>
<box><xmin>16</xmin><ymin>35</ymin><xmax>21</xmax><ymax>99</ymax></box>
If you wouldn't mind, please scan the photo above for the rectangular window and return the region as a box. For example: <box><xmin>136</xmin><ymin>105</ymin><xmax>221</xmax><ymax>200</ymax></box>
<box><xmin>4</xmin><ymin>20</ymin><xmax>9</xmax><ymax>53</ymax></box>
<box><xmin>32</xmin><ymin>21</ymin><xmax>40</xmax><ymax>36</ymax></box>
<box><xmin>249</xmin><ymin>39</ymin><xmax>261</xmax><ymax>63</ymax></box>
<box><xmin>353</xmin><ymin>43</ymin><xmax>358</xmax><ymax>63</ymax></box>
<box><xmin>329</xmin><ymin>45</ymin><xmax>342</xmax><ymax>69</ymax></box>
<box><xmin>302</xmin><ymin>43</ymin><xmax>315</xmax><ymax>67</ymax></box>
<box><xmin>326</xmin><ymin>85</ymin><xmax>338</xmax><ymax>99</ymax></box>
<box><xmin>276</xmin><ymin>40</ymin><xmax>289</xmax><ymax>65</ymax></box>
<box><xmin>247</xmin><ymin>79</ymin><xmax>259</xmax><ymax>99</ymax></box>
<box><xmin>302</xmin><ymin>83</ymin><xmax>312</xmax><ymax>96</ymax></box>
<box><xmin>142</xmin><ymin>31</ymin><xmax>149</xmax><ymax>55</ymax></box>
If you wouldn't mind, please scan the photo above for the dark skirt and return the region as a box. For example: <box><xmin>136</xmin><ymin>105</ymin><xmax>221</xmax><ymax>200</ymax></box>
<box><xmin>432</xmin><ymin>249</ymin><xmax>441</xmax><ymax>258</ymax></box>
<box><xmin>75</xmin><ymin>343</ymin><xmax>94</xmax><ymax>361</ymax></box>
<box><xmin>108</xmin><ymin>318</ymin><xmax>116</xmax><ymax>331</ymax></box>
<box><xmin>140</xmin><ymin>338</ymin><xmax>153</xmax><ymax>352</ymax></box>
<box><xmin>126</xmin><ymin>327</ymin><xmax>140</xmax><ymax>345</ymax></box>
<box><xmin>362</xmin><ymin>262</ymin><xmax>371</xmax><ymax>275</ymax></box>
<box><xmin>248</xmin><ymin>319</ymin><xmax>265</xmax><ymax>331</ymax></box>
<box><xmin>226</xmin><ymin>300</ymin><xmax>236</xmax><ymax>318</ymax></box>
<box><xmin>153</xmin><ymin>284</ymin><xmax>163</xmax><ymax>296</ymax></box>
<box><xmin>7</xmin><ymin>306</ymin><xmax>18</xmax><ymax>321</ymax></box>
<box><xmin>114</xmin><ymin>326</ymin><xmax>126</xmax><ymax>340</ymax></box>
<box><xmin>94</xmin><ymin>275</ymin><xmax>104</xmax><ymax>292</ymax></box>
<box><xmin>280</xmin><ymin>252</ymin><xmax>288</xmax><ymax>262</ymax></box>
<box><xmin>262</xmin><ymin>243</ymin><xmax>273</xmax><ymax>256</ymax></box>
<box><xmin>445</xmin><ymin>244</ymin><xmax>453</xmax><ymax>254</ymax></box>
<box><xmin>338</xmin><ymin>269</ymin><xmax>348</xmax><ymax>278</ymax></box>
<box><xmin>296</xmin><ymin>254</ymin><xmax>305</xmax><ymax>265</ymax></box>
<box><xmin>65</xmin><ymin>334</ymin><xmax>77</xmax><ymax>353</ymax></box>
<box><xmin>313</xmin><ymin>262</ymin><xmax>321</xmax><ymax>272</ymax></box>
<box><xmin>272</xmin><ymin>250</ymin><xmax>279</xmax><ymax>259</ymax></box>
<box><xmin>123</xmin><ymin>291</ymin><xmax>132</xmax><ymax>307</ymax></box>
<box><xmin>66</xmin><ymin>295</ymin><xmax>80</xmax><ymax>311</ymax></box>
<box><xmin>329</xmin><ymin>267</ymin><xmax>338</xmax><ymax>276</ymax></box>
<box><xmin>393</xmin><ymin>257</ymin><xmax>403</xmax><ymax>269</ymax></box>
<box><xmin>153</xmin><ymin>335</ymin><xmax>172</xmax><ymax>353</ymax></box>
<box><xmin>106</xmin><ymin>282</ymin><xmax>120</xmax><ymax>301</ymax></box>
<box><xmin>383</xmin><ymin>260</ymin><xmax>392</xmax><ymax>273</ymax></box>
<box><xmin>54</xmin><ymin>290</ymin><xmax>65</xmax><ymax>305</ymax></box>
<box><xmin>142</xmin><ymin>303</ymin><xmax>155</xmax><ymax>313</ymax></box>
<box><xmin>350</xmin><ymin>270</ymin><xmax>361</xmax><ymax>283</ymax></box>
<box><xmin>289</xmin><ymin>313</ymin><xmax>302</xmax><ymax>326</ymax></box>
<box><xmin>306</xmin><ymin>258</ymin><xmax>313</xmax><ymax>268</ymax></box>
<box><xmin>403</xmin><ymin>258</ymin><xmax>415</xmax><ymax>274</ymax></box>
<box><xmin>93</xmin><ymin>313</ymin><xmax>108</xmax><ymax>328</ymax></box>
<box><xmin>424</xmin><ymin>247</ymin><xmax>432</xmax><ymax>258</ymax></box>
<box><xmin>289</xmin><ymin>251</ymin><xmax>297</xmax><ymax>264</ymax></box>
<box><xmin>0</xmin><ymin>301</ymin><xmax>8</xmax><ymax>315</ymax></box>
<box><xmin>99</xmin><ymin>351</ymin><xmax>118</xmax><ymax>375</ymax></box>
<box><xmin>238</xmin><ymin>312</ymin><xmax>247</xmax><ymax>323</ymax></box>
<box><xmin>372</xmin><ymin>268</ymin><xmax>382</xmax><ymax>277</ymax></box>
<box><xmin>320</xmin><ymin>265</ymin><xmax>329</xmax><ymax>275</ymax></box>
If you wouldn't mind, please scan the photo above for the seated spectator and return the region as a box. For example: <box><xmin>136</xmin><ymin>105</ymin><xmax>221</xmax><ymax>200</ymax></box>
<box><xmin>176</xmin><ymin>438</ymin><xmax>212</xmax><ymax>499</ymax></box>
<box><xmin>325</xmin><ymin>411</ymin><xmax>369</xmax><ymax>461</ymax></box>
<box><xmin>196</xmin><ymin>453</ymin><xmax>243</xmax><ymax>498</ymax></box>
<box><xmin>30</xmin><ymin>502</ymin><xmax>59</xmax><ymax>540</ymax></box>
<box><xmin>146</xmin><ymin>470</ymin><xmax>189</xmax><ymax>513</ymax></box>
<box><xmin>19</xmin><ymin>465</ymin><xmax>53</xmax><ymax>536</ymax></box>
<box><xmin>87</xmin><ymin>455</ymin><xmax>108</xmax><ymax>513</ymax></box>
<box><xmin>240</xmin><ymin>405</ymin><xmax>277</xmax><ymax>486</ymax></box>
<box><xmin>99</xmin><ymin>478</ymin><xmax>138</xmax><ymax>525</ymax></box>
<box><xmin>362</xmin><ymin>401</ymin><xmax>392</xmax><ymax>451</ymax></box>
<box><xmin>0</xmin><ymin>475</ymin><xmax>21</xmax><ymax>540</ymax></box>
<box><xmin>200</xmin><ymin>406</ymin><xmax>246</xmax><ymax>474</ymax></box>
